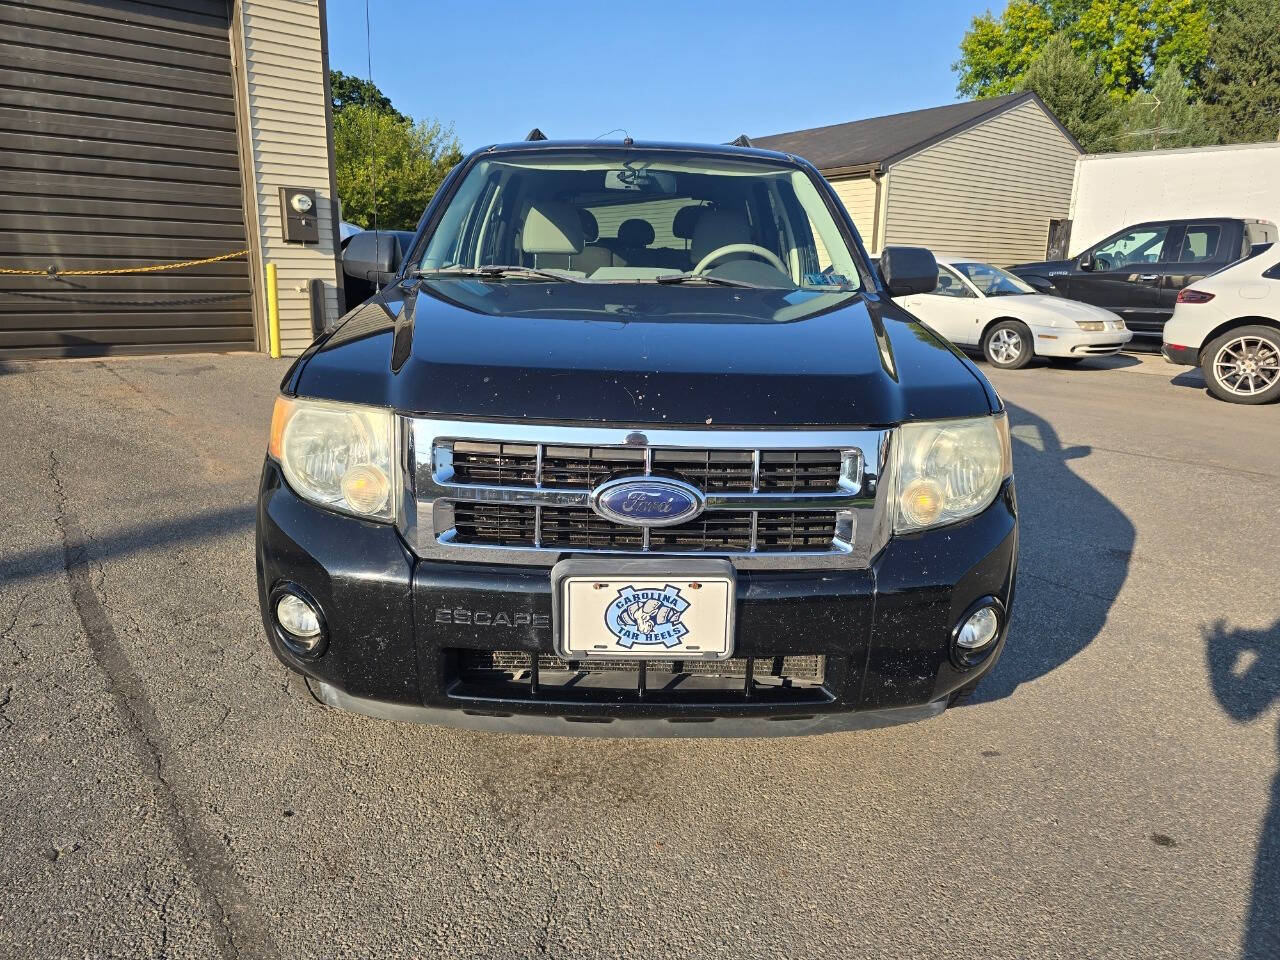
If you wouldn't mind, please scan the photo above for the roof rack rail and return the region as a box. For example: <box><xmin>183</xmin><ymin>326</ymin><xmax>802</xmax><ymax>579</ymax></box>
<box><xmin>525</xmin><ymin>128</ymin><xmax>548</xmax><ymax>142</ymax></box>
<box><xmin>730</xmin><ymin>134</ymin><xmax>752</xmax><ymax>147</ymax></box>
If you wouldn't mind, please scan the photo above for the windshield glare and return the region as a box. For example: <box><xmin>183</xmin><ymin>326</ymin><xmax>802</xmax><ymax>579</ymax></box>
<box><xmin>952</xmin><ymin>262</ymin><xmax>1035</xmax><ymax>296</ymax></box>
<box><xmin>419</xmin><ymin>151</ymin><xmax>865</xmax><ymax>292</ymax></box>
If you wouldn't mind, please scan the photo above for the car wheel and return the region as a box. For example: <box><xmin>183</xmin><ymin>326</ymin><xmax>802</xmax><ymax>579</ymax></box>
<box><xmin>982</xmin><ymin>321</ymin><xmax>1034</xmax><ymax>369</ymax></box>
<box><xmin>1202</xmin><ymin>325</ymin><xmax>1280</xmax><ymax>404</ymax></box>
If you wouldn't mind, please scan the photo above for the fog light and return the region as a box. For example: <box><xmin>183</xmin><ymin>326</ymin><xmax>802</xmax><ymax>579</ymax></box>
<box><xmin>276</xmin><ymin>593</ymin><xmax>320</xmax><ymax>636</ymax></box>
<box><xmin>957</xmin><ymin>605</ymin><xmax>1000</xmax><ymax>650</ymax></box>
<box><xmin>273</xmin><ymin>588</ymin><xmax>326</xmax><ymax>657</ymax></box>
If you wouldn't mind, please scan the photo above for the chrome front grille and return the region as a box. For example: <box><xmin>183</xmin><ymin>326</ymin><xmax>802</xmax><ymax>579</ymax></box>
<box><xmin>402</xmin><ymin>419</ymin><xmax>894</xmax><ymax>570</ymax></box>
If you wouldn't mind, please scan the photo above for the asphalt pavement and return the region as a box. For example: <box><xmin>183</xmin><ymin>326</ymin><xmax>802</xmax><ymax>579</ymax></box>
<box><xmin>0</xmin><ymin>350</ymin><xmax>1277</xmax><ymax>960</ymax></box>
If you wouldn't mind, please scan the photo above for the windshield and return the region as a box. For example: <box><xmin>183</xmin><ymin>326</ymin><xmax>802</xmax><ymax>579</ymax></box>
<box><xmin>951</xmin><ymin>262</ymin><xmax>1035</xmax><ymax>296</ymax></box>
<box><xmin>417</xmin><ymin>150</ymin><xmax>865</xmax><ymax>292</ymax></box>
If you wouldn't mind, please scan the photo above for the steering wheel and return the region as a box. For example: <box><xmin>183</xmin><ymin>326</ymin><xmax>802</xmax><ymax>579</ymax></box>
<box><xmin>1094</xmin><ymin>254</ymin><xmax>1113</xmax><ymax>271</ymax></box>
<box><xmin>692</xmin><ymin>243</ymin><xmax>787</xmax><ymax>276</ymax></box>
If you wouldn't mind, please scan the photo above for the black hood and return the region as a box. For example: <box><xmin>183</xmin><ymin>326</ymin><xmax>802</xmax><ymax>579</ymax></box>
<box><xmin>288</xmin><ymin>280</ymin><xmax>998</xmax><ymax>427</ymax></box>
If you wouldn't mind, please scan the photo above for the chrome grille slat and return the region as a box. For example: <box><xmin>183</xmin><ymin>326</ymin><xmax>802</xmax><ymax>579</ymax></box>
<box><xmin>405</xmin><ymin>419</ymin><xmax>893</xmax><ymax>570</ymax></box>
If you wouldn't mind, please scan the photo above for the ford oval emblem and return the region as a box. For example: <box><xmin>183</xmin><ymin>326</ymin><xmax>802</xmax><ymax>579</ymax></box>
<box><xmin>590</xmin><ymin>476</ymin><xmax>704</xmax><ymax>528</ymax></box>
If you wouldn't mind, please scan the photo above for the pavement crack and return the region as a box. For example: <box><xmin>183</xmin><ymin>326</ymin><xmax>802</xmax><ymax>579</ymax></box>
<box><xmin>48</xmin><ymin>449</ymin><xmax>280</xmax><ymax>960</ymax></box>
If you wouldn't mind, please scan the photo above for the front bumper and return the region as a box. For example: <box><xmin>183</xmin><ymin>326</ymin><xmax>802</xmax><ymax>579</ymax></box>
<box><xmin>256</xmin><ymin>461</ymin><xmax>1018</xmax><ymax>737</ymax></box>
<box><xmin>1033</xmin><ymin>326</ymin><xmax>1133</xmax><ymax>357</ymax></box>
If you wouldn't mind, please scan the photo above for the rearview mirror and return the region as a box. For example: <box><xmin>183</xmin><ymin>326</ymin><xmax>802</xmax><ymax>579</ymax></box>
<box><xmin>1078</xmin><ymin>252</ymin><xmax>1095</xmax><ymax>271</ymax></box>
<box><xmin>343</xmin><ymin>231</ymin><xmax>400</xmax><ymax>284</ymax></box>
<box><xmin>880</xmin><ymin>246</ymin><xmax>938</xmax><ymax>297</ymax></box>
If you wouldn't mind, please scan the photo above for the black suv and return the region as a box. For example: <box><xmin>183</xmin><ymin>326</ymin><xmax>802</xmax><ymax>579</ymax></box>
<box><xmin>256</xmin><ymin>140</ymin><xmax>1017</xmax><ymax>737</ymax></box>
<box><xmin>1010</xmin><ymin>218</ymin><xmax>1277</xmax><ymax>339</ymax></box>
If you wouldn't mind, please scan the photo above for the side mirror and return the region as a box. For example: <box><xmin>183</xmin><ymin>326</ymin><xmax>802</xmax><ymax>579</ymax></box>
<box><xmin>1078</xmin><ymin>252</ymin><xmax>1095</xmax><ymax>272</ymax></box>
<box><xmin>880</xmin><ymin>246</ymin><xmax>938</xmax><ymax>297</ymax></box>
<box><xmin>343</xmin><ymin>231</ymin><xmax>400</xmax><ymax>284</ymax></box>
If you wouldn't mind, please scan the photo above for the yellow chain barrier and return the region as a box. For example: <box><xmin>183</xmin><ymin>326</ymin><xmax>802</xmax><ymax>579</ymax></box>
<box><xmin>0</xmin><ymin>249</ymin><xmax>250</xmax><ymax>278</ymax></box>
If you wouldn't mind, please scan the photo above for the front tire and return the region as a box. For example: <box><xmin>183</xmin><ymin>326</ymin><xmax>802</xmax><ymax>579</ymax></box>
<box><xmin>982</xmin><ymin>320</ymin><xmax>1034</xmax><ymax>369</ymax></box>
<box><xmin>1202</xmin><ymin>326</ymin><xmax>1280</xmax><ymax>404</ymax></box>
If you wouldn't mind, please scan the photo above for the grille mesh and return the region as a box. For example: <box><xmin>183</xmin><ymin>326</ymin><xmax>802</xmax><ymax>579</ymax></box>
<box><xmin>463</xmin><ymin>651</ymin><xmax>825</xmax><ymax>683</ymax></box>
<box><xmin>445</xmin><ymin>442</ymin><xmax>842</xmax><ymax>493</ymax></box>
<box><xmin>451</xmin><ymin>503</ymin><xmax>836</xmax><ymax>552</ymax></box>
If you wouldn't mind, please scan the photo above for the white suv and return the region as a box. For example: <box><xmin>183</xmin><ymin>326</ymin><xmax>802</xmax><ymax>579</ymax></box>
<box><xmin>1163</xmin><ymin>246</ymin><xmax>1280</xmax><ymax>404</ymax></box>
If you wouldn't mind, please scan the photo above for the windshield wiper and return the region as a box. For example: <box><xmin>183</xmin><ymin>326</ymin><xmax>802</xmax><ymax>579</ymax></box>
<box><xmin>415</xmin><ymin>265</ymin><xmax>585</xmax><ymax>283</ymax></box>
<box><xmin>653</xmin><ymin>272</ymin><xmax>763</xmax><ymax>289</ymax></box>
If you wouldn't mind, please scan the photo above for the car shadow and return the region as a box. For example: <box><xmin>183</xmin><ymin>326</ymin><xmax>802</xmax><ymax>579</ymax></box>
<box><xmin>965</xmin><ymin>401</ymin><xmax>1135</xmax><ymax>704</ymax></box>
<box><xmin>1170</xmin><ymin>368</ymin><xmax>1208</xmax><ymax>390</ymax></box>
<box><xmin>1044</xmin><ymin>354</ymin><xmax>1144</xmax><ymax>371</ymax></box>
<box><xmin>1205</xmin><ymin>617</ymin><xmax>1280</xmax><ymax>958</ymax></box>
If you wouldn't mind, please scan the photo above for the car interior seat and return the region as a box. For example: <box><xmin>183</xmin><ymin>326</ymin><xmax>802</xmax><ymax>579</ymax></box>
<box><xmin>690</xmin><ymin>210</ymin><xmax>752</xmax><ymax>270</ymax></box>
<box><xmin>519</xmin><ymin>200</ymin><xmax>584</xmax><ymax>269</ymax></box>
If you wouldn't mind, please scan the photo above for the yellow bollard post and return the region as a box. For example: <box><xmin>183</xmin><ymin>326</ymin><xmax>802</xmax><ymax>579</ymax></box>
<box><xmin>266</xmin><ymin>262</ymin><xmax>281</xmax><ymax>359</ymax></box>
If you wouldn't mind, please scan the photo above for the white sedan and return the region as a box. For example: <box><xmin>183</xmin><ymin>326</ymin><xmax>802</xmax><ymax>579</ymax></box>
<box><xmin>894</xmin><ymin>257</ymin><xmax>1132</xmax><ymax>369</ymax></box>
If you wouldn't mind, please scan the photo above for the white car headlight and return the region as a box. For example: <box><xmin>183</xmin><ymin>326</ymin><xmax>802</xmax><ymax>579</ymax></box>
<box><xmin>1075</xmin><ymin>320</ymin><xmax>1106</xmax><ymax>332</ymax></box>
<box><xmin>269</xmin><ymin>396</ymin><xmax>396</xmax><ymax>521</ymax></box>
<box><xmin>893</xmin><ymin>414</ymin><xmax>1012</xmax><ymax>533</ymax></box>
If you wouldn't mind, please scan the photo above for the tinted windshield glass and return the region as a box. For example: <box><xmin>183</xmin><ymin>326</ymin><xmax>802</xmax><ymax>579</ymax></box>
<box><xmin>952</xmin><ymin>262</ymin><xmax>1035</xmax><ymax>296</ymax></box>
<box><xmin>419</xmin><ymin>150</ymin><xmax>865</xmax><ymax>291</ymax></box>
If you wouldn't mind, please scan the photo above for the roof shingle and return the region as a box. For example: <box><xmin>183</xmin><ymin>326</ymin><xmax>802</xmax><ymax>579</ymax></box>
<box><xmin>751</xmin><ymin>92</ymin><xmax>1032</xmax><ymax>172</ymax></box>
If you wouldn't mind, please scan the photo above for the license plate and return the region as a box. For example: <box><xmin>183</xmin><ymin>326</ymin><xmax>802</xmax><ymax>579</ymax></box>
<box><xmin>553</xmin><ymin>559</ymin><xmax>735</xmax><ymax>660</ymax></box>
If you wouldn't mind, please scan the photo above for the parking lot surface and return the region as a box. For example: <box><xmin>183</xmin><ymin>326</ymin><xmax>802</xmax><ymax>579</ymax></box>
<box><xmin>1</xmin><ymin>351</ymin><xmax>1277</xmax><ymax>960</ymax></box>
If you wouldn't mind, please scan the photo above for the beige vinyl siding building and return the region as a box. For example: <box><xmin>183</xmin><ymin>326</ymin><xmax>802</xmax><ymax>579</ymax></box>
<box><xmin>754</xmin><ymin>93</ymin><xmax>1082</xmax><ymax>267</ymax></box>
<box><xmin>235</xmin><ymin>0</ymin><xmax>343</xmax><ymax>355</ymax></box>
<box><xmin>828</xmin><ymin>177</ymin><xmax>880</xmax><ymax>248</ymax></box>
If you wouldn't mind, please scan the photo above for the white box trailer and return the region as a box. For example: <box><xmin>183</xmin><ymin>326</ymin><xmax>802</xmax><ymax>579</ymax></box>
<box><xmin>1067</xmin><ymin>141</ymin><xmax>1280</xmax><ymax>257</ymax></box>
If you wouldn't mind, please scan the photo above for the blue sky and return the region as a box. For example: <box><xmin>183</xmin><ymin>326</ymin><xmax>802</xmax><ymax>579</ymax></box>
<box><xmin>325</xmin><ymin>0</ymin><xmax>984</xmax><ymax>152</ymax></box>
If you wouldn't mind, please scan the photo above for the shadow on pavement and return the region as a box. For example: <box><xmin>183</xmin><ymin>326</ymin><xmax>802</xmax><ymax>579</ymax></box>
<box><xmin>1051</xmin><ymin>354</ymin><xmax>1143</xmax><ymax>371</ymax></box>
<box><xmin>968</xmin><ymin>401</ymin><xmax>1134</xmax><ymax>703</ymax></box>
<box><xmin>1171</xmin><ymin>368</ymin><xmax>1209</xmax><ymax>390</ymax></box>
<box><xmin>0</xmin><ymin>505</ymin><xmax>254</xmax><ymax>586</ymax></box>
<box><xmin>1205</xmin><ymin>617</ymin><xmax>1280</xmax><ymax>959</ymax></box>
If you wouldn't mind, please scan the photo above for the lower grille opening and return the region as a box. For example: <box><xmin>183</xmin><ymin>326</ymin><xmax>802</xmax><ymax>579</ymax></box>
<box><xmin>452</xmin><ymin>650</ymin><xmax>830</xmax><ymax>705</ymax></box>
<box><xmin>450</xmin><ymin>503</ymin><xmax>837</xmax><ymax>553</ymax></box>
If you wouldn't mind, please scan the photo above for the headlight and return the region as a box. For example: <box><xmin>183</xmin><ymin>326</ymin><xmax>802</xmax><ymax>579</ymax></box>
<box><xmin>1075</xmin><ymin>320</ymin><xmax>1106</xmax><ymax>332</ymax></box>
<box><xmin>268</xmin><ymin>396</ymin><xmax>396</xmax><ymax>521</ymax></box>
<box><xmin>892</xmin><ymin>414</ymin><xmax>1011</xmax><ymax>533</ymax></box>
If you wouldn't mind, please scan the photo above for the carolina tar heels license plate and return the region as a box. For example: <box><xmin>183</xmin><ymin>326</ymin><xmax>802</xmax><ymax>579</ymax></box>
<box><xmin>553</xmin><ymin>559</ymin><xmax>736</xmax><ymax>661</ymax></box>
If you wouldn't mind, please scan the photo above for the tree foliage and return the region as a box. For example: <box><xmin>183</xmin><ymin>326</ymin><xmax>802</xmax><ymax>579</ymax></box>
<box><xmin>1201</xmin><ymin>0</ymin><xmax>1280</xmax><ymax>143</ymax></box>
<box><xmin>333</xmin><ymin>105</ymin><xmax>463</xmax><ymax>230</ymax></box>
<box><xmin>1018</xmin><ymin>33</ymin><xmax>1123</xmax><ymax>151</ymax></box>
<box><xmin>957</xmin><ymin>0</ymin><xmax>1276</xmax><ymax>148</ymax></box>
<box><xmin>956</xmin><ymin>1</ymin><xmax>1212</xmax><ymax>100</ymax></box>
<box><xmin>1121</xmin><ymin>63</ymin><xmax>1215</xmax><ymax>150</ymax></box>
<box><xmin>329</xmin><ymin>69</ymin><xmax>405</xmax><ymax>121</ymax></box>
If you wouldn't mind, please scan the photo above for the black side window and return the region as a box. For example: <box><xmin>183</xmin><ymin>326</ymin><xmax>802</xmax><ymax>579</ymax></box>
<box><xmin>1178</xmin><ymin>225</ymin><xmax>1222</xmax><ymax>263</ymax></box>
<box><xmin>1092</xmin><ymin>225</ymin><xmax>1170</xmax><ymax>268</ymax></box>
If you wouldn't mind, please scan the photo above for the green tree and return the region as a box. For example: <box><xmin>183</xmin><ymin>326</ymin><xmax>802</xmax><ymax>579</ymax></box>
<box><xmin>1121</xmin><ymin>63</ymin><xmax>1216</xmax><ymax>149</ymax></box>
<box><xmin>956</xmin><ymin>1</ymin><xmax>1213</xmax><ymax>100</ymax></box>
<box><xmin>329</xmin><ymin>69</ymin><xmax>406</xmax><ymax>121</ymax></box>
<box><xmin>1019</xmin><ymin>33</ymin><xmax>1124</xmax><ymax>151</ymax></box>
<box><xmin>956</xmin><ymin>0</ymin><xmax>1057</xmax><ymax>98</ymax></box>
<box><xmin>1201</xmin><ymin>0</ymin><xmax>1280</xmax><ymax>143</ymax></box>
<box><xmin>334</xmin><ymin>105</ymin><xmax>463</xmax><ymax>230</ymax></box>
